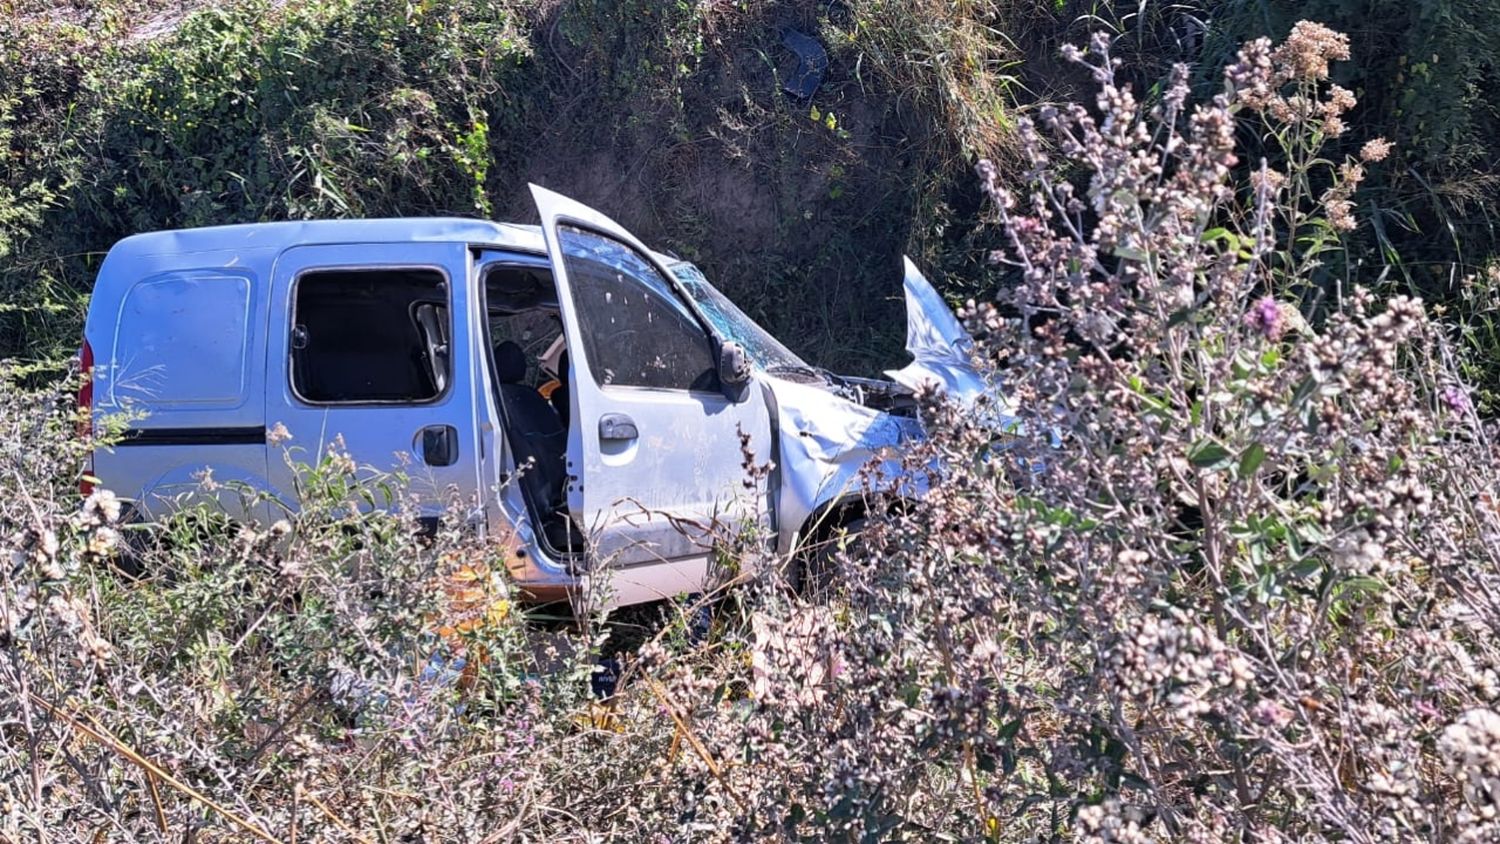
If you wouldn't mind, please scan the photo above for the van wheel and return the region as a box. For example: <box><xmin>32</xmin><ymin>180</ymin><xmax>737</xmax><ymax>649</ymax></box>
<box><xmin>792</xmin><ymin>517</ymin><xmax>866</xmax><ymax>600</ymax></box>
<box><xmin>111</xmin><ymin>522</ymin><xmax>154</xmax><ymax>579</ymax></box>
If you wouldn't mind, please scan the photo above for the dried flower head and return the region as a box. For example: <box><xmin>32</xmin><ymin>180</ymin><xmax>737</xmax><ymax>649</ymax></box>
<box><xmin>1361</xmin><ymin>138</ymin><xmax>1393</xmax><ymax>162</ymax></box>
<box><xmin>267</xmin><ymin>421</ymin><xmax>293</xmax><ymax>448</ymax></box>
<box><xmin>1273</xmin><ymin>21</ymin><xmax>1350</xmax><ymax>82</ymax></box>
<box><xmin>79</xmin><ymin>489</ymin><xmax>122</xmax><ymax>527</ymax></box>
<box><xmin>1226</xmin><ymin>37</ymin><xmax>1276</xmax><ymax>109</ymax></box>
<box><xmin>1442</xmin><ymin>385</ymin><xmax>1474</xmax><ymax>415</ymax></box>
<box><xmin>1251</xmin><ymin>166</ymin><xmax>1287</xmax><ymax>196</ymax></box>
<box><xmin>1245</xmin><ymin>296</ymin><xmax>1287</xmax><ymax>340</ymax></box>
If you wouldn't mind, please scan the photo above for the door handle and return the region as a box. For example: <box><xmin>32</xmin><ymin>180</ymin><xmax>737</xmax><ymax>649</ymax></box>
<box><xmin>416</xmin><ymin>424</ymin><xmax>459</xmax><ymax>466</ymax></box>
<box><xmin>598</xmin><ymin>413</ymin><xmax>638</xmax><ymax>442</ymax></box>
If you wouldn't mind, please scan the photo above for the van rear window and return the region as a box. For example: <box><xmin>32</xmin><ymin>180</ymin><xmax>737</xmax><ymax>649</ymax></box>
<box><xmin>291</xmin><ymin>268</ymin><xmax>449</xmax><ymax>404</ymax></box>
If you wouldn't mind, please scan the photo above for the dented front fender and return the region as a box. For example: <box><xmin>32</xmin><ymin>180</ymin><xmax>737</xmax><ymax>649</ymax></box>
<box><xmin>766</xmin><ymin>257</ymin><xmax>1019</xmax><ymax>550</ymax></box>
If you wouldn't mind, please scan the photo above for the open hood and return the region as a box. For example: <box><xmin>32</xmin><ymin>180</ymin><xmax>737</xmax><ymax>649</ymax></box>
<box><xmin>884</xmin><ymin>257</ymin><xmax>989</xmax><ymax>405</ymax></box>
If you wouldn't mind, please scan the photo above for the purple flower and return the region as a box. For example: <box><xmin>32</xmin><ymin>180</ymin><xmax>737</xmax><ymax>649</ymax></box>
<box><xmin>1251</xmin><ymin>698</ymin><xmax>1294</xmax><ymax>729</ymax></box>
<box><xmin>1441</xmin><ymin>385</ymin><xmax>1473</xmax><ymax>415</ymax></box>
<box><xmin>1244</xmin><ymin>296</ymin><xmax>1285</xmax><ymax>340</ymax></box>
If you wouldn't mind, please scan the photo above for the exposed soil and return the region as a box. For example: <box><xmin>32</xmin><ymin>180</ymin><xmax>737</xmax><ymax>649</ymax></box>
<box><xmin>483</xmin><ymin>2</ymin><xmax>952</xmax><ymax>371</ymax></box>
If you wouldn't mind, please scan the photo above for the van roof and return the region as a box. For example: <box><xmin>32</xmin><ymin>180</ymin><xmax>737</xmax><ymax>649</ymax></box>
<box><xmin>107</xmin><ymin>218</ymin><xmax>550</xmax><ymax>260</ymax></box>
<box><xmin>106</xmin><ymin>217</ymin><xmax>690</xmax><ymax>268</ymax></box>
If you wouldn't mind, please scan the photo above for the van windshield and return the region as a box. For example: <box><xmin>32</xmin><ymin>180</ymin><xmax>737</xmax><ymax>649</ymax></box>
<box><xmin>668</xmin><ymin>263</ymin><xmax>821</xmax><ymax>381</ymax></box>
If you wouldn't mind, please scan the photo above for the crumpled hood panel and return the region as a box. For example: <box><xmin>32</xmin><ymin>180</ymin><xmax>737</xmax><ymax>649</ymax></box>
<box><xmin>885</xmin><ymin>257</ymin><xmax>989</xmax><ymax>404</ymax></box>
<box><xmin>764</xmin><ymin>377</ymin><xmax>919</xmax><ymax>551</ymax></box>
<box><xmin>776</xmin><ymin>379</ymin><xmax>907</xmax><ymax>462</ymax></box>
<box><xmin>763</xmin><ymin>257</ymin><xmax>994</xmax><ymax>550</ymax></box>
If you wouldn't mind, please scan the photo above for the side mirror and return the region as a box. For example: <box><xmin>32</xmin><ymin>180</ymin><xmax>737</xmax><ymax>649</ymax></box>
<box><xmin>718</xmin><ymin>340</ymin><xmax>752</xmax><ymax>402</ymax></box>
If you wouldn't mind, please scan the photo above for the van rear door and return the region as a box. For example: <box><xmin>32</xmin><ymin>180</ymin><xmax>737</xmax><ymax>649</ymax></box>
<box><xmin>264</xmin><ymin>243</ymin><xmax>483</xmax><ymax>520</ymax></box>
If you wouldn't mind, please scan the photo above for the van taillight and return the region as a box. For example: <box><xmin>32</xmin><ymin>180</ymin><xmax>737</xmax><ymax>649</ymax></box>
<box><xmin>78</xmin><ymin>340</ymin><xmax>95</xmax><ymax>495</ymax></box>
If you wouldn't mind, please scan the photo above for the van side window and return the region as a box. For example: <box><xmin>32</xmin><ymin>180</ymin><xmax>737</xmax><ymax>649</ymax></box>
<box><xmin>558</xmin><ymin>225</ymin><xmax>718</xmax><ymax>391</ymax></box>
<box><xmin>291</xmin><ymin>268</ymin><xmax>449</xmax><ymax>404</ymax></box>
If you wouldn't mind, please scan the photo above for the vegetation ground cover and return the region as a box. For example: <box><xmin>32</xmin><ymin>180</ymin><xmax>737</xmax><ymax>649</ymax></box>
<box><xmin>5</xmin><ymin>0</ymin><xmax>1498</xmax><ymax>386</ymax></box>
<box><xmin>3</xmin><ymin>1</ymin><xmax>1500</xmax><ymax>840</ymax></box>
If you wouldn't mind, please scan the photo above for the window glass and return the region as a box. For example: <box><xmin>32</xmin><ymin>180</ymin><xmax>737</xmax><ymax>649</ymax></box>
<box><xmin>292</xmin><ymin>268</ymin><xmax>448</xmax><ymax>403</ymax></box>
<box><xmin>669</xmin><ymin>263</ymin><xmax>819</xmax><ymax>380</ymax></box>
<box><xmin>559</xmin><ymin>226</ymin><xmax>718</xmax><ymax>391</ymax></box>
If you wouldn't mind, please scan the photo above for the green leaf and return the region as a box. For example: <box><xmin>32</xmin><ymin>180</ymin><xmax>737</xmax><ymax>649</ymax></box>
<box><xmin>997</xmin><ymin>716</ymin><xmax>1024</xmax><ymax>742</ymax></box>
<box><xmin>1199</xmin><ymin>227</ymin><xmax>1240</xmax><ymax>251</ymax></box>
<box><xmin>1127</xmin><ymin>375</ymin><xmax>1171</xmax><ymax>416</ymax></box>
<box><xmin>1333</xmin><ymin>575</ymin><xmax>1387</xmax><ymax>602</ymax></box>
<box><xmin>1239</xmin><ymin>443</ymin><xmax>1267</xmax><ymax>477</ymax></box>
<box><xmin>1016</xmin><ymin>495</ymin><xmax>1099</xmax><ymax>530</ymax></box>
<box><xmin>1288</xmin><ymin>559</ymin><xmax>1322</xmax><ymax>578</ymax></box>
<box><xmin>1188</xmin><ymin>440</ymin><xmax>1233</xmax><ymax>470</ymax></box>
<box><xmin>1294</xmin><ymin>521</ymin><xmax>1332</xmax><ymax>545</ymax></box>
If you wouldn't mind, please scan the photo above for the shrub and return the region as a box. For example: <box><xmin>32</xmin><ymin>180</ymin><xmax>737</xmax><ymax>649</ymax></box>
<box><xmin>4</xmin><ymin>21</ymin><xmax>1500</xmax><ymax>843</ymax></box>
<box><xmin>1205</xmin><ymin>0</ymin><xmax>1500</xmax><ymax>412</ymax></box>
<box><xmin>788</xmin><ymin>23</ymin><xmax>1500</xmax><ymax>839</ymax></box>
<box><xmin>0</xmin><ymin>0</ymin><xmax>535</xmax><ymax>367</ymax></box>
<box><xmin>588</xmin><ymin>21</ymin><xmax>1500</xmax><ymax>841</ymax></box>
<box><xmin>0</xmin><ymin>0</ymin><xmax>1035</xmax><ymax>374</ymax></box>
<box><xmin>1208</xmin><ymin>0</ymin><xmax>1500</xmax><ymax>274</ymax></box>
<box><xmin>0</xmin><ymin>362</ymin><xmax>610</xmax><ymax>839</ymax></box>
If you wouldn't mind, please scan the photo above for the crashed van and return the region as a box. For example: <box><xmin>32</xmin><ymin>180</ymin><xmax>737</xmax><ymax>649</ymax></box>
<box><xmin>81</xmin><ymin>186</ymin><xmax>987</xmax><ymax>606</ymax></box>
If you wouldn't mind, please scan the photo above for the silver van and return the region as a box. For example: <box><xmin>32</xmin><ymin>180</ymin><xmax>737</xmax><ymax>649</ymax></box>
<box><xmin>81</xmin><ymin>186</ymin><xmax>989</xmax><ymax>606</ymax></box>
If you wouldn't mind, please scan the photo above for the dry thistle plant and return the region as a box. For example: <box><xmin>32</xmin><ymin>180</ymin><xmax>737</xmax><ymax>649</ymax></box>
<box><xmin>793</xmin><ymin>21</ymin><xmax>1499</xmax><ymax>841</ymax></box>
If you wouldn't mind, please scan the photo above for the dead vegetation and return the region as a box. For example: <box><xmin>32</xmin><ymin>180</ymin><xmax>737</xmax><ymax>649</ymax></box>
<box><xmin>4</xmin><ymin>0</ymin><xmax>1500</xmax><ymax>837</ymax></box>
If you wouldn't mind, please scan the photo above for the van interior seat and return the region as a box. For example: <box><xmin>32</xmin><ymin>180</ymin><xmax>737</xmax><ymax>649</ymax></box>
<box><xmin>493</xmin><ymin>340</ymin><xmax>568</xmax><ymax>515</ymax></box>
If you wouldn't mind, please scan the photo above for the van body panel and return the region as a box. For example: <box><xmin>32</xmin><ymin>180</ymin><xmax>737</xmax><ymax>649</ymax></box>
<box><xmin>89</xmin><ymin>248</ymin><xmax>277</xmax><ymax>427</ymax></box>
<box><xmin>108</xmin><ymin>269</ymin><xmax>256</xmax><ymax>410</ymax></box>
<box><xmin>87</xmin><ymin>243</ymin><xmax>278</xmax><ymax>523</ymax></box>
<box><xmin>110</xmin><ymin>448</ymin><xmax>279</xmax><ymax>523</ymax></box>
<box><xmin>100</xmin><ymin>218</ymin><xmax>544</xmax><ymax>261</ymax></box>
<box><xmin>581</xmin><ymin>556</ymin><xmax>716</xmax><ymax>609</ymax></box>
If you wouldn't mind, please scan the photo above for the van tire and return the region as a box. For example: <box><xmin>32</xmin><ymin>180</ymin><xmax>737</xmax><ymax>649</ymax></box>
<box><xmin>792</xmin><ymin>517</ymin><xmax>866</xmax><ymax>600</ymax></box>
<box><xmin>111</xmin><ymin>520</ymin><xmax>154</xmax><ymax>579</ymax></box>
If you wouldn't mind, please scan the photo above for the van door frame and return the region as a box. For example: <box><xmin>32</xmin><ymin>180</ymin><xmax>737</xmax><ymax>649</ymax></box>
<box><xmin>470</xmin><ymin>249</ymin><xmax>580</xmax><ymax>560</ymax></box>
